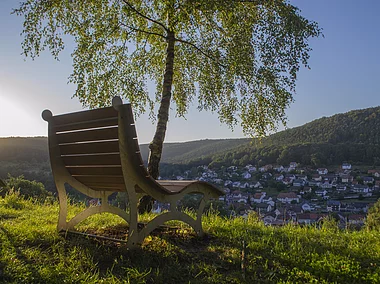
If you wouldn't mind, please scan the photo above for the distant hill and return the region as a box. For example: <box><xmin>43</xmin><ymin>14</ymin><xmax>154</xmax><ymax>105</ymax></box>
<box><xmin>139</xmin><ymin>138</ymin><xmax>250</xmax><ymax>164</ymax></box>
<box><xmin>0</xmin><ymin>137</ymin><xmax>249</xmax><ymax>165</ymax></box>
<box><xmin>1</xmin><ymin>105</ymin><xmax>380</xmax><ymax>182</ymax></box>
<box><xmin>204</xmin><ymin>106</ymin><xmax>380</xmax><ymax>168</ymax></box>
<box><xmin>264</xmin><ymin>106</ymin><xmax>380</xmax><ymax>146</ymax></box>
<box><xmin>0</xmin><ymin>137</ymin><xmax>48</xmax><ymax>163</ymax></box>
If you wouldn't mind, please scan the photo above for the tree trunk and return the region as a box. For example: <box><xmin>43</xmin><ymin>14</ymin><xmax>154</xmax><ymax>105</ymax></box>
<box><xmin>138</xmin><ymin>30</ymin><xmax>175</xmax><ymax>214</ymax></box>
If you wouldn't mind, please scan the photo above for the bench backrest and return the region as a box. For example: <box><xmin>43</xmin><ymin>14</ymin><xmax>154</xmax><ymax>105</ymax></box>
<box><xmin>43</xmin><ymin>101</ymin><xmax>172</xmax><ymax>197</ymax></box>
<box><xmin>43</xmin><ymin>105</ymin><xmax>131</xmax><ymax>192</ymax></box>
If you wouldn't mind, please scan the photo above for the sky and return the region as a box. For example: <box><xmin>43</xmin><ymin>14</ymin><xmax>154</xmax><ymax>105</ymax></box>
<box><xmin>0</xmin><ymin>0</ymin><xmax>380</xmax><ymax>144</ymax></box>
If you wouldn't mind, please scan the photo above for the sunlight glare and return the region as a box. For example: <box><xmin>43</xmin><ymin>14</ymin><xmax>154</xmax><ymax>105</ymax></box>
<box><xmin>0</xmin><ymin>94</ymin><xmax>44</xmax><ymax>137</ymax></box>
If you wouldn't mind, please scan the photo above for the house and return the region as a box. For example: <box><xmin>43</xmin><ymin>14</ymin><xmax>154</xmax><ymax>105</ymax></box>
<box><xmin>251</xmin><ymin>192</ymin><xmax>266</xmax><ymax>203</ymax></box>
<box><xmin>285</xmin><ymin>174</ymin><xmax>296</xmax><ymax>181</ymax></box>
<box><xmin>89</xmin><ymin>198</ymin><xmax>101</xmax><ymax>206</ymax></box>
<box><xmin>293</xmin><ymin>179</ymin><xmax>306</xmax><ymax>187</ymax></box>
<box><xmin>341</xmin><ymin>175</ymin><xmax>353</xmax><ymax>183</ymax></box>
<box><xmin>327</xmin><ymin>200</ymin><xmax>341</xmax><ymax>212</ymax></box>
<box><xmin>245</xmin><ymin>164</ymin><xmax>257</xmax><ymax>173</ymax></box>
<box><xmin>363</xmin><ymin>176</ymin><xmax>375</xmax><ymax>184</ymax></box>
<box><xmin>348</xmin><ymin>214</ymin><xmax>365</xmax><ymax>225</ymax></box>
<box><xmin>342</xmin><ymin>163</ymin><xmax>352</xmax><ymax>170</ymax></box>
<box><xmin>242</xmin><ymin>172</ymin><xmax>252</xmax><ymax>179</ymax></box>
<box><xmin>275</xmin><ymin>174</ymin><xmax>284</xmax><ymax>181</ymax></box>
<box><xmin>301</xmin><ymin>203</ymin><xmax>312</xmax><ymax>212</ymax></box>
<box><xmin>375</xmin><ymin>180</ymin><xmax>380</xmax><ymax>189</ymax></box>
<box><xmin>239</xmin><ymin>182</ymin><xmax>250</xmax><ymax>189</ymax></box>
<box><xmin>230</xmin><ymin>190</ymin><xmax>249</xmax><ymax>203</ymax></box>
<box><xmin>256</xmin><ymin>203</ymin><xmax>273</xmax><ymax>213</ymax></box>
<box><xmin>277</xmin><ymin>192</ymin><xmax>299</xmax><ymax>204</ymax></box>
<box><xmin>351</xmin><ymin>202</ymin><xmax>369</xmax><ymax>213</ymax></box>
<box><xmin>289</xmin><ymin>162</ymin><xmax>298</xmax><ymax>169</ymax></box>
<box><xmin>213</xmin><ymin>178</ymin><xmax>224</xmax><ymax>184</ymax></box>
<box><xmin>368</xmin><ymin>169</ymin><xmax>380</xmax><ymax>178</ymax></box>
<box><xmin>317</xmin><ymin>168</ymin><xmax>328</xmax><ymax>175</ymax></box>
<box><xmin>296</xmin><ymin>174</ymin><xmax>308</xmax><ymax>181</ymax></box>
<box><xmin>152</xmin><ymin>202</ymin><xmax>170</xmax><ymax>213</ymax></box>
<box><xmin>274</xmin><ymin>165</ymin><xmax>285</xmax><ymax>172</ymax></box>
<box><xmin>308</xmin><ymin>181</ymin><xmax>321</xmax><ymax>187</ymax></box>
<box><xmin>282</xmin><ymin>177</ymin><xmax>293</xmax><ymax>185</ymax></box>
<box><xmin>262</xmin><ymin>172</ymin><xmax>272</xmax><ymax>180</ymax></box>
<box><xmin>224</xmin><ymin>180</ymin><xmax>232</xmax><ymax>187</ymax></box>
<box><xmin>323</xmin><ymin>174</ymin><xmax>338</xmax><ymax>183</ymax></box>
<box><xmin>253</xmin><ymin>181</ymin><xmax>263</xmax><ymax>189</ymax></box>
<box><xmin>315</xmin><ymin>189</ymin><xmax>327</xmax><ymax>197</ymax></box>
<box><xmin>290</xmin><ymin>186</ymin><xmax>301</xmax><ymax>192</ymax></box>
<box><xmin>336</xmin><ymin>185</ymin><xmax>347</xmax><ymax>191</ymax></box>
<box><xmin>232</xmin><ymin>181</ymin><xmax>241</xmax><ymax>188</ymax></box>
<box><xmin>312</xmin><ymin>174</ymin><xmax>323</xmax><ymax>181</ymax></box>
<box><xmin>352</xmin><ymin>184</ymin><xmax>369</xmax><ymax>193</ymax></box>
<box><xmin>227</xmin><ymin>166</ymin><xmax>237</xmax><ymax>171</ymax></box>
<box><xmin>320</xmin><ymin>181</ymin><xmax>333</xmax><ymax>189</ymax></box>
<box><xmin>297</xmin><ymin>213</ymin><xmax>326</xmax><ymax>225</ymax></box>
<box><xmin>300</xmin><ymin>186</ymin><xmax>312</xmax><ymax>195</ymax></box>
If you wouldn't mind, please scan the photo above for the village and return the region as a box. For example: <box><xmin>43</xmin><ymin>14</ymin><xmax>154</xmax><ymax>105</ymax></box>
<box><xmin>157</xmin><ymin>162</ymin><xmax>380</xmax><ymax>228</ymax></box>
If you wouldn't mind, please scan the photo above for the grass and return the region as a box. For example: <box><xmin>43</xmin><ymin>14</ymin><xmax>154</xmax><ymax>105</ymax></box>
<box><xmin>1</xmin><ymin>192</ymin><xmax>380</xmax><ymax>283</ymax></box>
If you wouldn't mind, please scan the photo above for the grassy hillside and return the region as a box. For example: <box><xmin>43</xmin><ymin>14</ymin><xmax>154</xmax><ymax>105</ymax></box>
<box><xmin>1</xmin><ymin>193</ymin><xmax>380</xmax><ymax>283</ymax></box>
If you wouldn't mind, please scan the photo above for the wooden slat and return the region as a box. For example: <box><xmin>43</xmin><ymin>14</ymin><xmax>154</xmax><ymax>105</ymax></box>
<box><xmin>60</xmin><ymin>141</ymin><xmax>119</xmax><ymax>155</ymax></box>
<box><xmin>86</xmin><ymin>185</ymin><xmax>125</xmax><ymax>191</ymax></box>
<box><xmin>57</xmin><ymin>127</ymin><xmax>118</xmax><ymax>144</ymax></box>
<box><xmin>62</xmin><ymin>154</ymin><xmax>121</xmax><ymax>166</ymax></box>
<box><xmin>82</xmin><ymin>184</ymin><xmax>143</xmax><ymax>193</ymax></box>
<box><xmin>53</xmin><ymin>107</ymin><xmax>118</xmax><ymax>126</ymax></box>
<box><xmin>157</xmin><ymin>181</ymin><xmax>194</xmax><ymax>193</ymax></box>
<box><xmin>75</xmin><ymin>176</ymin><xmax>125</xmax><ymax>185</ymax></box>
<box><xmin>67</xmin><ymin>166</ymin><xmax>123</xmax><ymax>176</ymax></box>
<box><xmin>55</xmin><ymin>117</ymin><xmax>118</xmax><ymax>132</ymax></box>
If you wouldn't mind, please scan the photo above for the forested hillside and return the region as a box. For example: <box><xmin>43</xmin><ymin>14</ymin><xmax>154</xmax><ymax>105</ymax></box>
<box><xmin>207</xmin><ymin>106</ymin><xmax>380</xmax><ymax>168</ymax></box>
<box><xmin>139</xmin><ymin>138</ymin><xmax>250</xmax><ymax>163</ymax></box>
<box><xmin>265</xmin><ymin>106</ymin><xmax>380</xmax><ymax>145</ymax></box>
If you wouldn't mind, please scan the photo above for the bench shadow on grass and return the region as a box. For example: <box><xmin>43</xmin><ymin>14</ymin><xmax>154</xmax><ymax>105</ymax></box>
<box><xmin>63</xmin><ymin>224</ymin><xmax>245</xmax><ymax>283</ymax></box>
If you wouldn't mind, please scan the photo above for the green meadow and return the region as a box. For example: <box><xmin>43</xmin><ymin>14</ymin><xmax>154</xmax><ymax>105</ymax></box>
<box><xmin>1</xmin><ymin>191</ymin><xmax>379</xmax><ymax>284</ymax></box>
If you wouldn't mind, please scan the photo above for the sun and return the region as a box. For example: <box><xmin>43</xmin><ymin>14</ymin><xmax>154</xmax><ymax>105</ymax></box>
<box><xmin>0</xmin><ymin>94</ymin><xmax>43</xmax><ymax>137</ymax></box>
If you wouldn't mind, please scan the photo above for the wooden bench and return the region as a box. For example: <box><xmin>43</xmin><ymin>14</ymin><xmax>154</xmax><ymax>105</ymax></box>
<box><xmin>42</xmin><ymin>97</ymin><xmax>224</xmax><ymax>248</ymax></box>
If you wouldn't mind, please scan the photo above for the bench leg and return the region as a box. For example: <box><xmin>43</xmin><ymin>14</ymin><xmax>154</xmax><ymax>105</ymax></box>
<box><xmin>126</xmin><ymin>189</ymin><xmax>139</xmax><ymax>249</ymax></box>
<box><xmin>56</xmin><ymin>181</ymin><xmax>68</xmax><ymax>232</ymax></box>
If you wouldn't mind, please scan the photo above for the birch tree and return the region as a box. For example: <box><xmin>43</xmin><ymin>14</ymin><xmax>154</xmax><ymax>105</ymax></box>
<box><xmin>14</xmin><ymin>0</ymin><xmax>321</xmax><ymax>212</ymax></box>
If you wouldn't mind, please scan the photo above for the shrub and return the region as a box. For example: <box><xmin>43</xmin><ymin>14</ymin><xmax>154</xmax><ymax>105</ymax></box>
<box><xmin>5</xmin><ymin>175</ymin><xmax>50</xmax><ymax>201</ymax></box>
<box><xmin>366</xmin><ymin>199</ymin><xmax>380</xmax><ymax>230</ymax></box>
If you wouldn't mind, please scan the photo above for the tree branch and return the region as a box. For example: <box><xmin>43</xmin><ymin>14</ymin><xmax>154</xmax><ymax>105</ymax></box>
<box><xmin>175</xmin><ymin>37</ymin><xmax>226</xmax><ymax>68</ymax></box>
<box><xmin>120</xmin><ymin>23</ymin><xmax>166</xmax><ymax>39</ymax></box>
<box><xmin>122</xmin><ymin>0</ymin><xmax>168</xmax><ymax>32</ymax></box>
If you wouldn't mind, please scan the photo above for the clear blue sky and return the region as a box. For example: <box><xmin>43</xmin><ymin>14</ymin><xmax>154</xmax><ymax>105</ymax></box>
<box><xmin>1</xmin><ymin>0</ymin><xmax>379</xmax><ymax>144</ymax></box>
